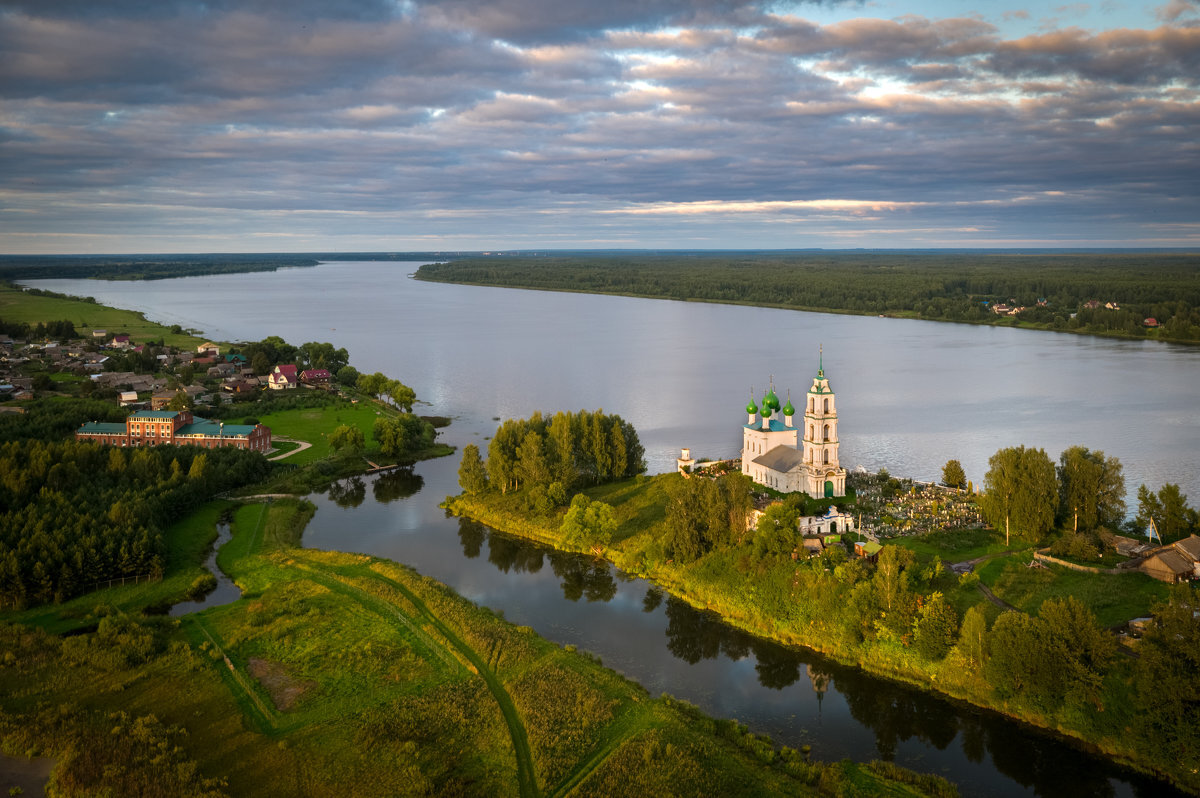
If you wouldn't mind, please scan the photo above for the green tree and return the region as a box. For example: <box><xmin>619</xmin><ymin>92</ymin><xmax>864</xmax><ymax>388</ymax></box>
<box><xmin>1038</xmin><ymin>595</ymin><xmax>1114</xmax><ymax>708</ymax></box>
<box><xmin>561</xmin><ymin>494</ymin><xmax>618</xmax><ymax>548</ymax></box>
<box><xmin>457</xmin><ymin>444</ymin><xmax>488</xmax><ymax>494</ymax></box>
<box><xmin>166</xmin><ymin>392</ymin><xmax>192</xmax><ymax>411</ymax></box>
<box><xmin>958</xmin><ymin>604</ymin><xmax>989</xmax><ymax>670</ymax></box>
<box><xmin>981</xmin><ymin>445</ymin><xmax>1057</xmax><ymax>546</ymax></box>
<box><xmin>941</xmin><ymin>459</ymin><xmax>966</xmax><ymax>490</ymax></box>
<box><xmin>329</xmin><ymin>424</ymin><xmax>364</xmax><ymax>453</ymax></box>
<box><xmin>912</xmin><ymin>591</ymin><xmax>958</xmax><ymax>661</ymax></box>
<box><xmin>1135</xmin><ymin>586</ymin><xmax>1200</xmax><ymax>773</ymax></box>
<box><xmin>336</xmin><ymin>365</ymin><xmax>360</xmax><ymax>387</ymax></box>
<box><xmin>1057</xmin><ymin>446</ymin><xmax>1125</xmax><ymax>532</ymax></box>
<box><xmin>386</xmin><ymin>379</ymin><xmax>416</xmax><ymax>412</ymax></box>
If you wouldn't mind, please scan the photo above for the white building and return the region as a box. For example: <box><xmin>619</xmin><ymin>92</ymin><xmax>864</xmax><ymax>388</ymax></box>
<box><xmin>741</xmin><ymin>357</ymin><xmax>847</xmax><ymax>498</ymax></box>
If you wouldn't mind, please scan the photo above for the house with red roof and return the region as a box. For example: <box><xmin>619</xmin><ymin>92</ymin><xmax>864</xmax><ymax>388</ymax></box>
<box><xmin>269</xmin><ymin>364</ymin><xmax>299</xmax><ymax>390</ymax></box>
<box><xmin>300</xmin><ymin>368</ymin><xmax>332</xmax><ymax>387</ymax></box>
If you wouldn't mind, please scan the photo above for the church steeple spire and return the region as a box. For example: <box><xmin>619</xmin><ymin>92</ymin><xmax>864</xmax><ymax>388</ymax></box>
<box><xmin>818</xmin><ymin>344</ymin><xmax>824</xmax><ymax>379</ymax></box>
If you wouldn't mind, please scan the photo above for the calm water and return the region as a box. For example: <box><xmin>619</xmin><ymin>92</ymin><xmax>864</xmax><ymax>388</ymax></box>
<box><xmin>25</xmin><ymin>262</ymin><xmax>1199</xmax><ymax>797</ymax></box>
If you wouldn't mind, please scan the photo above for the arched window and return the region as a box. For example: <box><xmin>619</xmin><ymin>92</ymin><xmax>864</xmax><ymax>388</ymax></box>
<box><xmin>823</xmin><ymin>450</ymin><xmax>829</xmax><ymax>464</ymax></box>
<box><xmin>808</xmin><ymin>424</ymin><xmax>815</xmax><ymax>439</ymax></box>
<box><xmin>823</xmin><ymin>398</ymin><xmax>829</xmax><ymax>413</ymax></box>
<box><xmin>823</xmin><ymin>424</ymin><xmax>830</xmax><ymax>441</ymax></box>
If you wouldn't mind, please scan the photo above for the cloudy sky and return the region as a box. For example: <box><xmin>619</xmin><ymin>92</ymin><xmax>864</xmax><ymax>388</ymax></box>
<box><xmin>2</xmin><ymin>0</ymin><xmax>1198</xmax><ymax>253</ymax></box>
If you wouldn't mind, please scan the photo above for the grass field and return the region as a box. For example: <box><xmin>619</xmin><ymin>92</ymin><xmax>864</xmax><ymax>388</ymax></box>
<box><xmin>976</xmin><ymin>552</ymin><xmax>1169</xmax><ymax>626</ymax></box>
<box><xmin>1</xmin><ymin>497</ymin><xmax>954</xmax><ymax>796</ymax></box>
<box><xmin>889</xmin><ymin>527</ymin><xmax>1015</xmax><ymax>563</ymax></box>
<box><xmin>0</xmin><ymin>283</ymin><xmax>206</xmax><ymax>349</ymax></box>
<box><xmin>256</xmin><ymin>402</ymin><xmax>391</xmax><ymax>464</ymax></box>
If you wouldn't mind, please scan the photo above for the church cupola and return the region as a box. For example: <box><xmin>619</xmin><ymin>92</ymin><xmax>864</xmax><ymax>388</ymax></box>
<box><xmin>746</xmin><ymin>390</ymin><xmax>758</xmax><ymax>425</ymax></box>
<box><xmin>783</xmin><ymin>390</ymin><xmax>795</xmax><ymax>427</ymax></box>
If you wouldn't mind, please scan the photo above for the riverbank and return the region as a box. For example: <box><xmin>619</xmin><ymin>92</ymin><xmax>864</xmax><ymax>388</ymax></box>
<box><xmin>413</xmin><ymin>252</ymin><xmax>1200</xmax><ymax>346</ymax></box>
<box><xmin>443</xmin><ymin>483</ymin><xmax>1198</xmax><ymax>795</ymax></box>
<box><xmin>0</xmin><ymin>496</ymin><xmax>958</xmax><ymax>797</ymax></box>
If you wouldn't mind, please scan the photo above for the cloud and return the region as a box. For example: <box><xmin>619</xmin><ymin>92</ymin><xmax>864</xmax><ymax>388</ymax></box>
<box><xmin>0</xmin><ymin>1</ymin><xmax>1196</xmax><ymax>251</ymax></box>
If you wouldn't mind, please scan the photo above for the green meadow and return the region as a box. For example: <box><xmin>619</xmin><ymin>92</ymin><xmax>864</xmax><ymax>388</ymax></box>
<box><xmin>0</xmin><ymin>283</ymin><xmax>206</xmax><ymax>349</ymax></box>
<box><xmin>1</xmin><ymin>499</ymin><xmax>954</xmax><ymax>796</ymax></box>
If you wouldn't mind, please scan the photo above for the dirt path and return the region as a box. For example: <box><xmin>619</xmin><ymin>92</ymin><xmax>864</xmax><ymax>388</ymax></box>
<box><xmin>268</xmin><ymin>437</ymin><xmax>311</xmax><ymax>461</ymax></box>
<box><xmin>975</xmin><ymin>582</ymin><xmax>1019</xmax><ymax>612</ymax></box>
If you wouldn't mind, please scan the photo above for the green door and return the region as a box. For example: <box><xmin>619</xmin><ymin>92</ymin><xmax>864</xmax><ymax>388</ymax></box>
<box><xmin>824</xmin><ymin>481</ymin><xmax>834</xmax><ymax>498</ymax></box>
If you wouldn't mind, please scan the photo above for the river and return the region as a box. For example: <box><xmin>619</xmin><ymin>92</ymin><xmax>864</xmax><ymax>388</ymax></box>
<box><xmin>24</xmin><ymin>261</ymin><xmax>1199</xmax><ymax>797</ymax></box>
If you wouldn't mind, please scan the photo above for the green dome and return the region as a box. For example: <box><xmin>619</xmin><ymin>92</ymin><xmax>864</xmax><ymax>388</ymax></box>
<box><xmin>763</xmin><ymin>389</ymin><xmax>779</xmax><ymax>411</ymax></box>
<box><xmin>782</xmin><ymin>398</ymin><xmax>795</xmax><ymax>416</ymax></box>
<box><xmin>761</xmin><ymin>403</ymin><xmax>773</xmax><ymax>418</ymax></box>
<box><xmin>746</xmin><ymin>399</ymin><xmax>758</xmax><ymax>414</ymax></box>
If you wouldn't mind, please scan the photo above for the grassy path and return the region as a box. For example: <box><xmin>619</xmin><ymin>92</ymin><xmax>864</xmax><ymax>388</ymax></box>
<box><xmin>546</xmin><ymin>703</ymin><xmax>651</xmax><ymax>798</ymax></box>
<box><xmin>365</xmin><ymin>566</ymin><xmax>541</xmax><ymax>798</ymax></box>
<box><xmin>264</xmin><ymin>550</ymin><xmax>540</xmax><ymax>798</ymax></box>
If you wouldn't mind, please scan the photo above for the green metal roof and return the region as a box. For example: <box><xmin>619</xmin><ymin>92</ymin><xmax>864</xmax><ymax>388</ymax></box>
<box><xmin>77</xmin><ymin>422</ymin><xmax>127</xmax><ymax>434</ymax></box>
<box><xmin>129</xmin><ymin>410</ymin><xmax>179</xmax><ymax>419</ymax></box>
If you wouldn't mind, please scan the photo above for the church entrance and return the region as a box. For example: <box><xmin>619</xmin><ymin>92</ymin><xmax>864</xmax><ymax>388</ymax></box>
<box><xmin>824</xmin><ymin>481</ymin><xmax>834</xmax><ymax>498</ymax></box>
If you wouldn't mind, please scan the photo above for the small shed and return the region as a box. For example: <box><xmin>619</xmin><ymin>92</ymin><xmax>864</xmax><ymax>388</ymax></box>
<box><xmin>855</xmin><ymin>540</ymin><xmax>883</xmax><ymax>562</ymax></box>
<box><xmin>1140</xmin><ymin>549</ymin><xmax>1192</xmax><ymax>583</ymax></box>
<box><xmin>118</xmin><ymin>390</ymin><xmax>139</xmax><ymax>406</ymax></box>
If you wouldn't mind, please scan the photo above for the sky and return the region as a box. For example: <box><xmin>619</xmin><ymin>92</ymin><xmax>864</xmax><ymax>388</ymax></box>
<box><xmin>1</xmin><ymin>0</ymin><xmax>1198</xmax><ymax>253</ymax></box>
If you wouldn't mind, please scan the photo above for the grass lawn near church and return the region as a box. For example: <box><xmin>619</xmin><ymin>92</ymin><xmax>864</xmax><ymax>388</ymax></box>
<box><xmin>976</xmin><ymin>551</ymin><xmax>1170</xmax><ymax>626</ymax></box>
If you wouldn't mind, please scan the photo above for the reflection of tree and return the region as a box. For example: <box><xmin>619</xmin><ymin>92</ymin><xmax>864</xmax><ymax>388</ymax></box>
<box><xmin>752</xmin><ymin>640</ymin><xmax>802</xmax><ymax>690</ymax></box>
<box><xmin>486</xmin><ymin>534</ymin><xmax>544</xmax><ymax>574</ymax></box>
<box><xmin>328</xmin><ymin>477</ymin><xmax>365</xmax><ymax>508</ymax></box>
<box><xmin>663</xmin><ymin>597</ymin><xmax>755</xmax><ymax>665</ymax></box>
<box><xmin>642</xmin><ymin>587</ymin><xmax>664</xmax><ymax>613</ymax></box>
<box><xmin>549</xmin><ymin>552</ymin><xmax>616</xmax><ymax>603</ymax></box>
<box><xmin>457</xmin><ymin>518</ymin><xmax>486</xmax><ymax>559</ymax></box>
<box><xmin>984</xmin><ymin>723</ymin><xmax>1117</xmax><ymax>798</ymax></box>
<box><xmin>836</xmin><ymin>663</ymin><xmax>959</xmax><ymax>760</ymax></box>
<box><xmin>371</xmin><ymin>466</ymin><xmax>423</xmax><ymax>503</ymax></box>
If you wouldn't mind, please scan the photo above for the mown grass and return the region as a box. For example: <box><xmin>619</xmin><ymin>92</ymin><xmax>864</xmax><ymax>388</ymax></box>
<box><xmin>0</xmin><ymin>283</ymin><xmax>206</xmax><ymax>349</ymax></box>
<box><xmin>976</xmin><ymin>552</ymin><xmax>1169</xmax><ymax>626</ymax></box>
<box><xmin>889</xmin><ymin>527</ymin><xmax>1013</xmax><ymax>564</ymax></box>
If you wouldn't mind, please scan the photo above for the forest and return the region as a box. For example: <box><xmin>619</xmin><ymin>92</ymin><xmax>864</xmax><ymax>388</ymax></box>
<box><xmin>415</xmin><ymin>252</ymin><xmax>1200</xmax><ymax>343</ymax></box>
<box><xmin>0</xmin><ymin>440</ymin><xmax>270</xmax><ymax>609</ymax></box>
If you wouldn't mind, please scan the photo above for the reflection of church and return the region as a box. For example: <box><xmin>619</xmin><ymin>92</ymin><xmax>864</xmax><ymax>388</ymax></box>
<box><xmin>741</xmin><ymin>356</ymin><xmax>847</xmax><ymax>498</ymax></box>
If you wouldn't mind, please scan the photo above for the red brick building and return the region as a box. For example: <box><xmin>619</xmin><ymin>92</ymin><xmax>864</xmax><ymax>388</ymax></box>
<box><xmin>76</xmin><ymin>410</ymin><xmax>271</xmax><ymax>452</ymax></box>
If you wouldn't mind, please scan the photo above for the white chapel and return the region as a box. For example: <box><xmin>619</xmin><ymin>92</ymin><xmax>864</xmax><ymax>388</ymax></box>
<box><xmin>741</xmin><ymin>357</ymin><xmax>847</xmax><ymax>498</ymax></box>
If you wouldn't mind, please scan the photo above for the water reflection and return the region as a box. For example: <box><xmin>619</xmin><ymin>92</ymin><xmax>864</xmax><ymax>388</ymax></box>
<box><xmin>439</xmin><ymin>517</ymin><xmax>1183</xmax><ymax>797</ymax></box>
<box><xmin>328</xmin><ymin>476</ymin><xmax>366</xmax><ymax>508</ymax></box>
<box><xmin>372</xmin><ymin>466</ymin><xmax>424</xmax><ymax>503</ymax></box>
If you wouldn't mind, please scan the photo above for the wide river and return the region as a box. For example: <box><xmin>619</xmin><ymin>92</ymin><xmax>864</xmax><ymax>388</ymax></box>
<box><xmin>26</xmin><ymin>262</ymin><xmax>1200</xmax><ymax>797</ymax></box>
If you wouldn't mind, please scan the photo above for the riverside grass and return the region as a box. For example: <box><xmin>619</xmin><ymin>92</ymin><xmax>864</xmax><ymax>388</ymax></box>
<box><xmin>444</xmin><ymin>473</ymin><xmax>1194</xmax><ymax>794</ymax></box>
<box><xmin>0</xmin><ymin>282</ymin><xmax>206</xmax><ymax>349</ymax></box>
<box><xmin>0</xmin><ymin>497</ymin><xmax>952</xmax><ymax>797</ymax></box>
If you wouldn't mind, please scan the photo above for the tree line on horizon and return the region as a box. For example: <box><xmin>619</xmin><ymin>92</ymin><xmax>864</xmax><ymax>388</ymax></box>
<box><xmin>416</xmin><ymin>253</ymin><xmax>1200</xmax><ymax>343</ymax></box>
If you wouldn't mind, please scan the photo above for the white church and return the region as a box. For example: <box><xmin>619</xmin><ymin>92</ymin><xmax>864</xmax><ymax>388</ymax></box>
<box><xmin>741</xmin><ymin>357</ymin><xmax>847</xmax><ymax>499</ymax></box>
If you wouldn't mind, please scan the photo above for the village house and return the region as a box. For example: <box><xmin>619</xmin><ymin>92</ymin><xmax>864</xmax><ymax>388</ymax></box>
<box><xmin>197</xmin><ymin>342</ymin><xmax>220</xmax><ymax>357</ymax></box>
<box><xmin>118</xmin><ymin>390</ymin><xmax>140</xmax><ymax>407</ymax></box>
<box><xmin>1139</xmin><ymin>534</ymin><xmax>1200</xmax><ymax>583</ymax></box>
<box><xmin>76</xmin><ymin>409</ymin><xmax>271</xmax><ymax>452</ymax></box>
<box><xmin>269</xmin><ymin>364</ymin><xmax>299</xmax><ymax>390</ymax></box>
<box><xmin>300</xmin><ymin>368</ymin><xmax>332</xmax><ymax>387</ymax></box>
<box><xmin>109</xmin><ymin>334</ymin><xmax>132</xmax><ymax>349</ymax></box>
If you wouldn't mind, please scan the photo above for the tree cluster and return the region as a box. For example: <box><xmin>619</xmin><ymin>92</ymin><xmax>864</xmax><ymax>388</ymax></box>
<box><xmin>0</xmin><ymin>439</ymin><xmax>270</xmax><ymax>608</ymax></box>
<box><xmin>663</xmin><ymin>472</ymin><xmax>754</xmax><ymax>562</ymax></box>
<box><xmin>474</xmin><ymin>411</ymin><xmax>645</xmax><ymax>500</ymax></box>
<box><xmin>980</xmin><ymin>445</ymin><xmax>1128</xmax><ymax>545</ymax></box>
<box><xmin>357</xmin><ymin>372</ymin><xmax>416</xmax><ymax>412</ymax></box>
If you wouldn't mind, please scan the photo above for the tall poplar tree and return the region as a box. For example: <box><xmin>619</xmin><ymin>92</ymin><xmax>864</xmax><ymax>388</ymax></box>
<box><xmin>981</xmin><ymin>445</ymin><xmax>1057</xmax><ymax>545</ymax></box>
